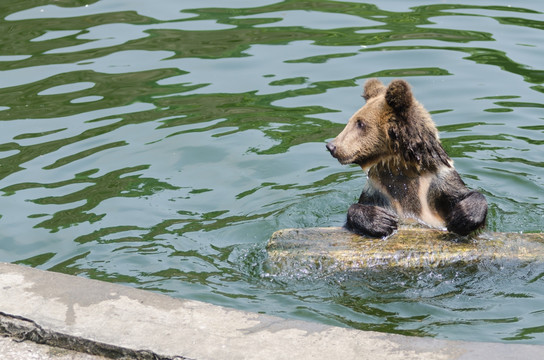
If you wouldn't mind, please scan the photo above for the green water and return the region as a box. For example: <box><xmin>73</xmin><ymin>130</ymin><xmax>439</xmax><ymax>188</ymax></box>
<box><xmin>1</xmin><ymin>0</ymin><xmax>543</xmax><ymax>344</ymax></box>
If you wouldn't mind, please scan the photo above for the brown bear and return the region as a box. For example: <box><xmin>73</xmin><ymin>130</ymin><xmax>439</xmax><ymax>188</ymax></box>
<box><xmin>326</xmin><ymin>78</ymin><xmax>487</xmax><ymax>237</ymax></box>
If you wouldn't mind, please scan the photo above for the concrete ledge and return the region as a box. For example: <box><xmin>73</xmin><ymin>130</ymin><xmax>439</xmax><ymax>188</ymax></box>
<box><xmin>1</xmin><ymin>262</ymin><xmax>543</xmax><ymax>359</ymax></box>
<box><xmin>0</xmin><ymin>336</ymin><xmax>108</xmax><ymax>360</ymax></box>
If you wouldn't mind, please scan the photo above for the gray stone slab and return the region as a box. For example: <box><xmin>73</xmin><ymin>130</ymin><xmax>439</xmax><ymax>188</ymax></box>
<box><xmin>0</xmin><ymin>262</ymin><xmax>543</xmax><ymax>359</ymax></box>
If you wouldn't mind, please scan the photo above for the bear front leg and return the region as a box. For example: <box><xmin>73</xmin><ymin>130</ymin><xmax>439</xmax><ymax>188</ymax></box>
<box><xmin>346</xmin><ymin>204</ymin><xmax>398</xmax><ymax>237</ymax></box>
<box><xmin>446</xmin><ymin>191</ymin><xmax>488</xmax><ymax>236</ymax></box>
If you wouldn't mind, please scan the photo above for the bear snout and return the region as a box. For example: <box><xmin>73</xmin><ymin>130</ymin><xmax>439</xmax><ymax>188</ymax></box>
<box><xmin>326</xmin><ymin>142</ymin><xmax>337</xmax><ymax>156</ymax></box>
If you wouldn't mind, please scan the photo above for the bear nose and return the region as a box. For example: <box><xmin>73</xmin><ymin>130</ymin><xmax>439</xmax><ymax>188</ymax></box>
<box><xmin>326</xmin><ymin>142</ymin><xmax>336</xmax><ymax>155</ymax></box>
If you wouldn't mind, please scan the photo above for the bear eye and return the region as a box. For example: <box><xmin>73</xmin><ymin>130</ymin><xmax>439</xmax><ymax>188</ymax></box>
<box><xmin>356</xmin><ymin>119</ymin><xmax>365</xmax><ymax>130</ymax></box>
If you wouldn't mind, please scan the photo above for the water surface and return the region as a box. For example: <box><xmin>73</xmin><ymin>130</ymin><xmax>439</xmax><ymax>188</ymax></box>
<box><xmin>0</xmin><ymin>0</ymin><xmax>543</xmax><ymax>344</ymax></box>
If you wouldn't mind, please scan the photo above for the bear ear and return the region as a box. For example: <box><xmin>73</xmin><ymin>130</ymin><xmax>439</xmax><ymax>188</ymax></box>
<box><xmin>385</xmin><ymin>79</ymin><xmax>413</xmax><ymax>114</ymax></box>
<box><xmin>363</xmin><ymin>78</ymin><xmax>385</xmax><ymax>100</ymax></box>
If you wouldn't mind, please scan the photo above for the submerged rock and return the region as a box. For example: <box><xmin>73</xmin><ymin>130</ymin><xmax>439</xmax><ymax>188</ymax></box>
<box><xmin>266</xmin><ymin>227</ymin><xmax>544</xmax><ymax>273</ymax></box>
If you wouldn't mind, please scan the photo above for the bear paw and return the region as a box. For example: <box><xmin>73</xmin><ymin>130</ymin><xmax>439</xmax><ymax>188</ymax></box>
<box><xmin>346</xmin><ymin>204</ymin><xmax>398</xmax><ymax>238</ymax></box>
<box><xmin>446</xmin><ymin>191</ymin><xmax>488</xmax><ymax>236</ymax></box>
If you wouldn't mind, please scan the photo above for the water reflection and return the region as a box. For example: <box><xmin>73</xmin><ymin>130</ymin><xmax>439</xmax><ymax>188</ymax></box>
<box><xmin>0</xmin><ymin>0</ymin><xmax>543</xmax><ymax>344</ymax></box>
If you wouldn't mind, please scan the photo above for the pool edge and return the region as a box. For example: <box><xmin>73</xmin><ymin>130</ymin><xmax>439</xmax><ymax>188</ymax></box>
<box><xmin>0</xmin><ymin>262</ymin><xmax>542</xmax><ymax>359</ymax></box>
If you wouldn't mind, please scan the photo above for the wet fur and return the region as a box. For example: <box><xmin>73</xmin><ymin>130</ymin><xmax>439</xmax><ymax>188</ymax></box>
<box><xmin>327</xmin><ymin>78</ymin><xmax>487</xmax><ymax>237</ymax></box>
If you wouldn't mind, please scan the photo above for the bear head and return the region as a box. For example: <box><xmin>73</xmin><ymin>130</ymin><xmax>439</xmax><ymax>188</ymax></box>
<box><xmin>326</xmin><ymin>78</ymin><xmax>451</xmax><ymax>173</ymax></box>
